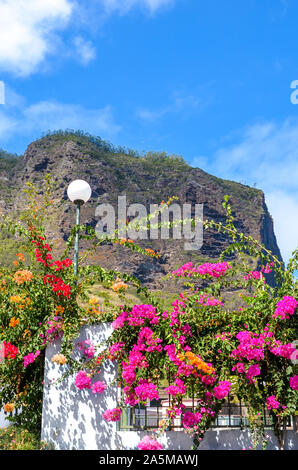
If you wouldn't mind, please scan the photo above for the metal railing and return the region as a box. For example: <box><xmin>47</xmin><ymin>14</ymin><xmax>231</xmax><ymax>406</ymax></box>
<box><xmin>118</xmin><ymin>393</ymin><xmax>292</xmax><ymax>431</ymax></box>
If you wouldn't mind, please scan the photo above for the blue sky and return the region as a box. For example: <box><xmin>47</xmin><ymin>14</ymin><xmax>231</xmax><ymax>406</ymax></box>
<box><xmin>0</xmin><ymin>0</ymin><xmax>298</xmax><ymax>264</ymax></box>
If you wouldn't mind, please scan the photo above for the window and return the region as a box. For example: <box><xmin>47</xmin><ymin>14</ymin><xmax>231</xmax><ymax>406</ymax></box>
<box><xmin>118</xmin><ymin>390</ymin><xmax>292</xmax><ymax>431</ymax></box>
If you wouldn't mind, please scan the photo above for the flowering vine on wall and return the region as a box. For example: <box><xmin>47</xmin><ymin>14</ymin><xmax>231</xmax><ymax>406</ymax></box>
<box><xmin>0</xmin><ymin>182</ymin><xmax>297</xmax><ymax>451</ymax></box>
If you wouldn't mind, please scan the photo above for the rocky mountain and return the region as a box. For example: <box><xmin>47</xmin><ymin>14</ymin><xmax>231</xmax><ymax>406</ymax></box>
<box><xmin>0</xmin><ymin>132</ymin><xmax>282</xmax><ymax>290</ymax></box>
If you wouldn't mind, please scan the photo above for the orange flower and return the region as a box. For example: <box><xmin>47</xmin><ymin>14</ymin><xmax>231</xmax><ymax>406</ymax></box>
<box><xmin>51</xmin><ymin>354</ymin><xmax>67</xmax><ymax>365</ymax></box>
<box><xmin>10</xmin><ymin>295</ymin><xmax>31</xmax><ymax>309</ymax></box>
<box><xmin>13</xmin><ymin>270</ymin><xmax>33</xmax><ymax>285</ymax></box>
<box><xmin>54</xmin><ymin>305</ymin><xmax>65</xmax><ymax>315</ymax></box>
<box><xmin>16</xmin><ymin>253</ymin><xmax>25</xmax><ymax>262</ymax></box>
<box><xmin>10</xmin><ymin>295</ymin><xmax>23</xmax><ymax>303</ymax></box>
<box><xmin>110</xmin><ymin>278</ymin><xmax>128</xmax><ymax>292</ymax></box>
<box><xmin>145</xmin><ymin>248</ymin><xmax>161</xmax><ymax>258</ymax></box>
<box><xmin>184</xmin><ymin>351</ymin><xmax>215</xmax><ymax>375</ymax></box>
<box><xmin>87</xmin><ymin>298</ymin><xmax>105</xmax><ymax>316</ymax></box>
<box><xmin>9</xmin><ymin>317</ymin><xmax>20</xmax><ymax>328</ymax></box>
<box><xmin>158</xmin><ymin>419</ymin><xmax>168</xmax><ymax>428</ymax></box>
<box><xmin>13</xmin><ymin>260</ymin><xmax>18</xmax><ymax>267</ymax></box>
<box><xmin>115</xmin><ymin>237</ymin><xmax>134</xmax><ymax>245</ymax></box>
<box><xmin>3</xmin><ymin>403</ymin><xmax>15</xmax><ymax>413</ymax></box>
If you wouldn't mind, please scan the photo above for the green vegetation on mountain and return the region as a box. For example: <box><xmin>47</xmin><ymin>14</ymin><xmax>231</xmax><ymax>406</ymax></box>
<box><xmin>0</xmin><ymin>131</ymin><xmax>282</xmax><ymax>289</ymax></box>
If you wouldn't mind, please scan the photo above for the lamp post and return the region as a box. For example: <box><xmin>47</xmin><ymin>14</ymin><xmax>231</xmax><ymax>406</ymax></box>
<box><xmin>67</xmin><ymin>179</ymin><xmax>92</xmax><ymax>277</ymax></box>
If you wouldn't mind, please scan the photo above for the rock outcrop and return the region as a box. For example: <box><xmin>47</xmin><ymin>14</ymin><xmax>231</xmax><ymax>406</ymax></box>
<box><xmin>0</xmin><ymin>133</ymin><xmax>282</xmax><ymax>288</ymax></box>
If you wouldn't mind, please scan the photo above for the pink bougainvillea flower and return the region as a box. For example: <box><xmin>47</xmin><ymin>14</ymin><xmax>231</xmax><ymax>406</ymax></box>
<box><xmin>23</xmin><ymin>350</ymin><xmax>40</xmax><ymax>368</ymax></box>
<box><xmin>172</xmin><ymin>262</ymin><xmax>231</xmax><ymax>278</ymax></box>
<box><xmin>270</xmin><ymin>342</ymin><xmax>296</xmax><ymax>360</ymax></box>
<box><xmin>213</xmin><ymin>381</ymin><xmax>231</xmax><ymax>400</ymax></box>
<box><xmin>243</xmin><ymin>270</ymin><xmax>262</xmax><ymax>281</ymax></box>
<box><xmin>134</xmin><ymin>379</ymin><xmax>159</xmax><ymax>402</ymax></box>
<box><xmin>92</xmin><ymin>380</ymin><xmax>106</xmax><ymax>394</ymax></box>
<box><xmin>232</xmin><ymin>362</ymin><xmax>246</xmax><ymax>374</ymax></box>
<box><xmin>112</xmin><ymin>304</ymin><xmax>160</xmax><ymax>330</ymax></box>
<box><xmin>245</xmin><ymin>364</ymin><xmax>261</xmax><ymax>383</ymax></box>
<box><xmin>182</xmin><ymin>411</ymin><xmax>201</xmax><ymax>428</ymax></box>
<box><xmin>273</xmin><ymin>296</ymin><xmax>297</xmax><ymax>320</ymax></box>
<box><xmin>289</xmin><ymin>375</ymin><xmax>298</xmax><ymax>390</ymax></box>
<box><xmin>78</xmin><ymin>339</ymin><xmax>95</xmax><ymax>358</ymax></box>
<box><xmin>165</xmin><ymin>378</ymin><xmax>187</xmax><ymax>397</ymax></box>
<box><xmin>266</xmin><ymin>395</ymin><xmax>281</xmax><ymax>410</ymax></box>
<box><xmin>75</xmin><ymin>370</ymin><xmax>91</xmax><ymax>390</ymax></box>
<box><xmin>102</xmin><ymin>408</ymin><xmax>122</xmax><ymax>422</ymax></box>
<box><xmin>138</xmin><ymin>435</ymin><xmax>163</xmax><ymax>450</ymax></box>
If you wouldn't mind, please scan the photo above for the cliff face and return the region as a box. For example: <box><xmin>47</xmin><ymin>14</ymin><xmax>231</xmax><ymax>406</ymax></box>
<box><xmin>0</xmin><ymin>133</ymin><xmax>282</xmax><ymax>287</ymax></box>
<box><xmin>259</xmin><ymin>194</ymin><xmax>282</xmax><ymax>260</ymax></box>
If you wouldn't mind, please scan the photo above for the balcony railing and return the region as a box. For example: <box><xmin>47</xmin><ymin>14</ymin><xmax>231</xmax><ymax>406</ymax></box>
<box><xmin>118</xmin><ymin>393</ymin><xmax>292</xmax><ymax>431</ymax></box>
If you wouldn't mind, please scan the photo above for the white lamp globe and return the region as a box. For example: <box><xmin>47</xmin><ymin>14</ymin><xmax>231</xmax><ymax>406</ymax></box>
<box><xmin>67</xmin><ymin>179</ymin><xmax>92</xmax><ymax>204</ymax></box>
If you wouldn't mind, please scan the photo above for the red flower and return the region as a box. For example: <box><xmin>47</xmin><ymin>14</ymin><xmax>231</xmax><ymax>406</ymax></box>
<box><xmin>44</xmin><ymin>274</ymin><xmax>72</xmax><ymax>298</ymax></box>
<box><xmin>3</xmin><ymin>341</ymin><xmax>19</xmax><ymax>360</ymax></box>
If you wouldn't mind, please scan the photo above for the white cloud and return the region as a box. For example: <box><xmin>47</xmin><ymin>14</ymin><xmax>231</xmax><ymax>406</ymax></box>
<box><xmin>0</xmin><ymin>111</ymin><xmax>18</xmax><ymax>138</ymax></box>
<box><xmin>24</xmin><ymin>100</ymin><xmax>121</xmax><ymax>135</ymax></box>
<box><xmin>0</xmin><ymin>0</ymin><xmax>74</xmax><ymax>76</ymax></box>
<box><xmin>191</xmin><ymin>118</ymin><xmax>298</xmax><ymax>264</ymax></box>
<box><xmin>137</xmin><ymin>91</ymin><xmax>201</xmax><ymax>122</ymax></box>
<box><xmin>73</xmin><ymin>36</ymin><xmax>96</xmax><ymax>65</ymax></box>
<box><xmin>100</xmin><ymin>0</ymin><xmax>174</xmax><ymax>14</ymax></box>
<box><xmin>266</xmin><ymin>191</ymin><xmax>298</xmax><ymax>264</ymax></box>
<box><xmin>0</xmin><ymin>0</ymin><xmax>176</xmax><ymax>76</ymax></box>
<box><xmin>199</xmin><ymin>119</ymin><xmax>298</xmax><ymax>192</ymax></box>
<box><xmin>136</xmin><ymin>107</ymin><xmax>167</xmax><ymax>122</ymax></box>
<box><xmin>0</xmin><ymin>96</ymin><xmax>121</xmax><ymax>141</ymax></box>
<box><xmin>1</xmin><ymin>84</ymin><xmax>26</xmax><ymax>109</ymax></box>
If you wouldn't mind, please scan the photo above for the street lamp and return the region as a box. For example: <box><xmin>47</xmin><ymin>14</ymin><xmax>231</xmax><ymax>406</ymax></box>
<box><xmin>67</xmin><ymin>179</ymin><xmax>92</xmax><ymax>277</ymax></box>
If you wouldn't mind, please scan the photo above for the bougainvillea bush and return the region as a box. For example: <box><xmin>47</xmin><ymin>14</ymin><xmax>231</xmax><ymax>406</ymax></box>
<box><xmin>0</xmin><ymin>184</ymin><xmax>297</xmax><ymax>450</ymax></box>
<box><xmin>0</xmin><ymin>180</ymin><xmax>156</xmax><ymax>432</ymax></box>
<box><xmin>104</xmin><ymin>259</ymin><xmax>297</xmax><ymax>450</ymax></box>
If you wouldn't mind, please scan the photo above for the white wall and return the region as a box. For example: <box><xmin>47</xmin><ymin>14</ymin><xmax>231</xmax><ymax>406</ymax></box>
<box><xmin>41</xmin><ymin>323</ymin><xmax>118</xmax><ymax>450</ymax></box>
<box><xmin>41</xmin><ymin>324</ymin><xmax>298</xmax><ymax>450</ymax></box>
<box><xmin>0</xmin><ymin>408</ymin><xmax>10</xmax><ymax>428</ymax></box>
